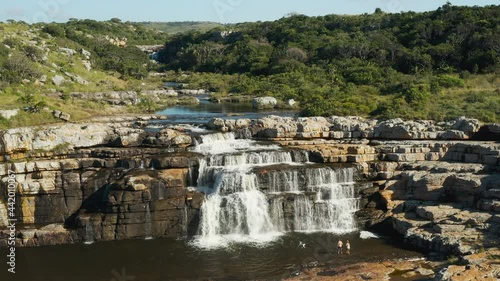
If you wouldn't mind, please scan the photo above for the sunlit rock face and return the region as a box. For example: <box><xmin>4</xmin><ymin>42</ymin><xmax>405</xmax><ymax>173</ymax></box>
<box><xmin>0</xmin><ymin>115</ymin><xmax>498</xmax><ymax>254</ymax></box>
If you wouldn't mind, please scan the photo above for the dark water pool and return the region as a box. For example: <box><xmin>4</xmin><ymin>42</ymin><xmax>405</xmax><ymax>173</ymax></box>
<box><xmin>0</xmin><ymin>232</ymin><xmax>422</xmax><ymax>281</ymax></box>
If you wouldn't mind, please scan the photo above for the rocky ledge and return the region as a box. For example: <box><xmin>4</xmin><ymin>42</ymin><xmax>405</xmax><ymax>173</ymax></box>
<box><xmin>0</xmin><ymin>115</ymin><xmax>206</xmax><ymax>246</ymax></box>
<box><xmin>286</xmin><ymin>248</ymin><xmax>500</xmax><ymax>280</ymax></box>
<box><xmin>208</xmin><ymin>115</ymin><xmax>499</xmax><ymax>140</ymax></box>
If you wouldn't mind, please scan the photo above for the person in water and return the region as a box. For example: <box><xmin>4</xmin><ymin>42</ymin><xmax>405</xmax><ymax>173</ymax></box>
<box><xmin>346</xmin><ymin>240</ymin><xmax>351</xmax><ymax>255</ymax></box>
<box><xmin>337</xmin><ymin>239</ymin><xmax>343</xmax><ymax>254</ymax></box>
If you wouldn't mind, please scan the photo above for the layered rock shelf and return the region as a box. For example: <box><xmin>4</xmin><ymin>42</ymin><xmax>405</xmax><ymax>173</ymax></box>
<box><xmin>0</xmin><ymin>114</ymin><xmax>498</xmax><ymax>278</ymax></box>
<box><xmin>0</xmin><ymin>116</ymin><xmax>205</xmax><ymax>246</ymax></box>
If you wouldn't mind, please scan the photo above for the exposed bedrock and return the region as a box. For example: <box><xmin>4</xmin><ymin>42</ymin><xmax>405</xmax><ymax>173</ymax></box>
<box><xmin>0</xmin><ymin>115</ymin><xmax>498</xmax><ymax>257</ymax></box>
<box><xmin>207</xmin><ymin>115</ymin><xmax>489</xmax><ymax>140</ymax></box>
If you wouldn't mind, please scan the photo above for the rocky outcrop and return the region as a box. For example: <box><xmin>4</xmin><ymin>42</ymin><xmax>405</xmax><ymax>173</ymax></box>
<box><xmin>208</xmin><ymin>115</ymin><xmax>485</xmax><ymax>140</ymax></box>
<box><xmin>287</xmin><ymin>250</ymin><xmax>500</xmax><ymax>281</ymax></box>
<box><xmin>68</xmin><ymin>90</ymin><xmax>178</xmax><ymax>106</ymax></box>
<box><xmin>0</xmin><ymin>116</ymin><xmax>204</xmax><ymax>247</ymax></box>
<box><xmin>252</xmin><ymin>97</ymin><xmax>278</xmax><ymax>109</ymax></box>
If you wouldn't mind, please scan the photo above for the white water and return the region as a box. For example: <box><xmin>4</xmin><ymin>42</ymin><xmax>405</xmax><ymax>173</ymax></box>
<box><xmin>145</xmin><ymin>203</ymin><xmax>153</xmax><ymax>240</ymax></box>
<box><xmin>360</xmin><ymin>231</ymin><xmax>380</xmax><ymax>239</ymax></box>
<box><xmin>193</xmin><ymin>132</ymin><xmax>359</xmax><ymax>249</ymax></box>
<box><xmin>84</xmin><ymin>223</ymin><xmax>94</xmax><ymax>245</ymax></box>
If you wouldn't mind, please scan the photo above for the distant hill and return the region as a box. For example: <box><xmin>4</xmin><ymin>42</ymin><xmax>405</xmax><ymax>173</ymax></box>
<box><xmin>138</xmin><ymin>21</ymin><xmax>224</xmax><ymax>34</ymax></box>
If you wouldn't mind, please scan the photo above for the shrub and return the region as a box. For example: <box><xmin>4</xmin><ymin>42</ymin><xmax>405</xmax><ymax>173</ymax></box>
<box><xmin>402</xmin><ymin>83</ymin><xmax>431</xmax><ymax>104</ymax></box>
<box><xmin>42</xmin><ymin>24</ymin><xmax>66</xmax><ymax>37</ymax></box>
<box><xmin>1</xmin><ymin>53</ymin><xmax>41</xmax><ymax>83</ymax></box>
<box><xmin>2</xmin><ymin>37</ymin><xmax>22</xmax><ymax>49</ymax></box>
<box><xmin>436</xmin><ymin>75</ymin><xmax>465</xmax><ymax>88</ymax></box>
<box><xmin>23</xmin><ymin>45</ymin><xmax>44</xmax><ymax>62</ymax></box>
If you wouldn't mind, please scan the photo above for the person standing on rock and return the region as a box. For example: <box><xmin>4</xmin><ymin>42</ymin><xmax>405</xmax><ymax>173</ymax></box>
<box><xmin>346</xmin><ymin>240</ymin><xmax>351</xmax><ymax>255</ymax></box>
<box><xmin>337</xmin><ymin>239</ymin><xmax>343</xmax><ymax>254</ymax></box>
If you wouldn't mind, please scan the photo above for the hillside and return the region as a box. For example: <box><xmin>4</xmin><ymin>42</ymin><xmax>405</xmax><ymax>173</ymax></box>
<box><xmin>157</xmin><ymin>4</ymin><xmax>500</xmax><ymax>122</ymax></box>
<box><xmin>0</xmin><ymin>19</ymin><xmax>170</xmax><ymax>129</ymax></box>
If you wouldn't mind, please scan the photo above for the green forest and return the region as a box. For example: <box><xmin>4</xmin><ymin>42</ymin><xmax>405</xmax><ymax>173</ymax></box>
<box><xmin>158</xmin><ymin>4</ymin><xmax>500</xmax><ymax>122</ymax></box>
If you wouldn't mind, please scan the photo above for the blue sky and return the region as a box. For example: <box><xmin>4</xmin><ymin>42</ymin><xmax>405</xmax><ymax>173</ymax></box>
<box><xmin>1</xmin><ymin>0</ymin><xmax>499</xmax><ymax>24</ymax></box>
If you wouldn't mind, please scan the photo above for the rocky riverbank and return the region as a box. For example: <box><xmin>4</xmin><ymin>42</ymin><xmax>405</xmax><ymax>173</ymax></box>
<box><xmin>208</xmin><ymin>115</ymin><xmax>500</xmax><ymax>279</ymax></box>
<box><xmin>0</xmin><ymin>114</ymin><xmax>498</xmax><ymax>279</ymax></box>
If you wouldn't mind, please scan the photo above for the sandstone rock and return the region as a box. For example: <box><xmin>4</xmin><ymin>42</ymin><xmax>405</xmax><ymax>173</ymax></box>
<box><xmin>438</xmin><ymin>130</ymin><xmax>468</xmax><ymax>140</ymax></box>
<box><xmin>178</xmin><ymin>89</ymin><xmax>206</xmax><ymax>95</ymax></box>
<box><xmin>59</xmin><ymin>112</ymin><xmax>71</xmax><ymax>122</ymax></box>
<box><xmin>0</xmin><ymin>109</ymin><xmax>19</xmax><ymax>119</ymax></box>
<box><xmin>80</xmin><ymin>48</ymin><xmax>91</xmax><ymax>58</ymax></box>
<box><xmin>52</xmin><ymin>110</ymin><xmax>70</xmax><ymax>122</ymax></box>
<box><xmin>407</xmin><ymin>172</ymin><xmax>449</xmax><ymax>201</ymax></box>
<box><xmin>373</xmin><ymin>119</ymin><xmax>440</xmax><ymax>140</ymax></box>
<box><xmin>0</xmin><ymin>122</ymin><xmax>137</xmax><ymax>154</ymax></box>
<box><xmin>81</xmin><ymin>60</ymin><xmax>92</xmax><ymax>70</ymax></box>
<box><xmin>252</xmin><ymin>97</ymin><xmax>277</xmax><ymax>109</ymax></box>
<box><xmin>451</xmin><ymin>116</ymin><xmax>481</xmax><ymax>134</ymax></box>
<box><xmin>142</xmin><ymin>89</ymin><xmax>178</xmax><ymax>97</ymax></box>
<box><xmin>58</xmin><ymin>47</ymin><xmax>76</xmax><ymax>56</ymax></box>
<box><xmin>0</xmin><ymin>200</ymin><xmax>8</xmax><ymax>227</ymax></box>
<box><xmin>52</xmin><ymin>75</ymin><xmax>65</xmax><ymax>86</ymax></box>
<box><xmin>415</xmin><ymin>204</ymin><xmax>461</xmax><ymax>221</ymax></box>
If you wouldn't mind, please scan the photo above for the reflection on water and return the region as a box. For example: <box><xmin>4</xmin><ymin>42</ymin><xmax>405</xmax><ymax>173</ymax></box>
<box><xmin>156</xmin><ymin>101</ymin><xmax>298</xmax><ymax>124</ymax></box>
<box><xmin>1</xmin><ymin>232</ymin><xmax>422</xmax><ymax>281</ymax></box>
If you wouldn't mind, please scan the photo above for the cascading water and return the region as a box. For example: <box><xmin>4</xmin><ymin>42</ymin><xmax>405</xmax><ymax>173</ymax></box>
<box><xmin>84</xmin><ymin>223</ymin><xmax>94</xmax><ymax>245</ymax></box>
<box><xmin>193</xmin><ymin>132</ymin><xmax>359</xmax><ymax>248</ymax></box>
<box><xmin>145</xmin><ymin>203</ymin><xmax>152</xmax><ymax>240</ymax></box>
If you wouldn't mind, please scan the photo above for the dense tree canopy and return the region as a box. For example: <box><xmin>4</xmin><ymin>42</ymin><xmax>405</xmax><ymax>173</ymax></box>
<box><xmin>157</xmin><ymin>4</ymin><xmax>499</xmax><ymax>120</ymax></box>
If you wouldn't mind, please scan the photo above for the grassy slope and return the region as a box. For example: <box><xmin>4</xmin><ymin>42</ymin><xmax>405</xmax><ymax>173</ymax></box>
<box><xmin>0</xmin><ymin>22</ymin><xmax>167</xmax><ymax>129</ymax></box>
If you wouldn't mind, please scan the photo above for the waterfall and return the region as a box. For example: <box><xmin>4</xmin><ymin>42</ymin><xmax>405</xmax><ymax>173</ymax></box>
<box><xmin>145</xmin><ymin>203</ymin><xmax>153</xmax><ymax>240</ymax></box>
<box><xmin>293</xmin><ymin>194</ymin><xmax>314</xmax><ymax>231</ymax></box>
<box><xmin>268</xmin><ymin>170</ymin><xmax>299</xmax><ymax>193</ymax></box>
<box><xmin>84</xmin><ymin>223</ymin><xmax>94</xmax><ymax>245</ymax></box>
<box><xmin>193</xmin><ymin>132</ymin><xmax>359</xmax><ymax>248</ymax></box>
<box><xmin>269</xmin><ymin>197</ymin><xmax>285</xmax><ymax>232</ymax></box>
<box><xmin>157</xmin><ymin>183</ymin><xmax>164</xmax><ymax>200</ymax></box>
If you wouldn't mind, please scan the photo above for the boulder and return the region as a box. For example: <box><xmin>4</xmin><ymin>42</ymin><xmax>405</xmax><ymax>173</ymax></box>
<box><xmin>82</xmin><ymin>60</ymin><xmax>92</xmax><ymax>70</ymax></box>
<box><xmin>58</xmin><ymin>47</ymin><xmax>76</xmax><ymax>56</ymax></box>
<box><xmin>252</xmin><ymin>97</ymin><xmax>277</xmax><ymax>109</ymax></box>
<box><xmin>374</xmin><ymin>119</ymin><xmax>440</xmax><ymax>140</ymax></box>
<box><xmin>52</xmin><ymin>75</ymin><xmax>65</xmax><ymax>86</ymax></box>
<box><xmin>451</xmin><ymin>116</ymin><xmax>481</xmax><ymax>134</ymax></box>
<box><xmin>80</xmin><ymin>48</ymin><xmax>91</xmax><ymax>58</ymax></box>
<box><xmin>0</xmin><ymin>109</ymin><xmax>19</xmax><ymax>120</ymax></box>
<box><xmin>438</xmin><ymin>130</ymin><xmax>468</xmax><ymax>140</ymax></box>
